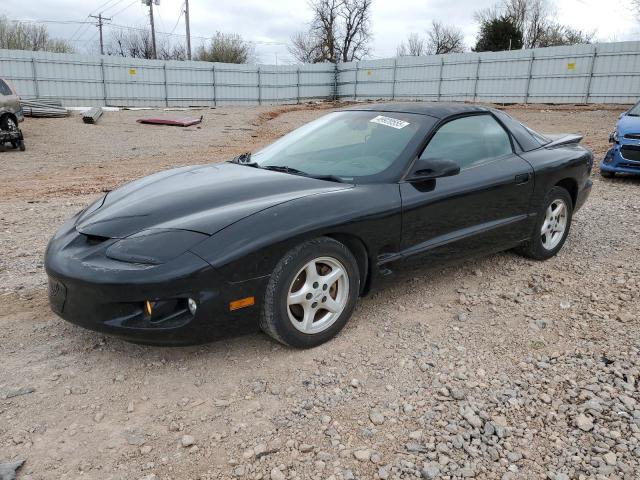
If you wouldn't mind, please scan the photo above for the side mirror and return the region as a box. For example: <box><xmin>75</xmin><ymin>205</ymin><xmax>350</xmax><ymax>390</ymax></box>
<box><xmin>407</xmin><ymin>157</ymin><xmax>460</xmax><ymax>182</ymax></box>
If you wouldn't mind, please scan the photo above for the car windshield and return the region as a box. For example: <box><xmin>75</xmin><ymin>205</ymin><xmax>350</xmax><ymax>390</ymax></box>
<box><xmin>628</xmin><ymin>102</ymin><xmax>640</xmax><ymax>116</ymax></box>
<box><xmin>250</xmin><ymin>111</ymin><xmax>429</xmax><ymax>181</ymax></box>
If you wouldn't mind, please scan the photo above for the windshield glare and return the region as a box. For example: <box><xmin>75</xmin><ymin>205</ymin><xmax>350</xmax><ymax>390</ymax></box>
<box><xmin>251</xmin><ymin>111</ymin><xmax>426</xmax><ymax>180</ymax></box>
<box><xmin>629</xmin><ymin>102</ymin><xmax>640</xmax><ymax>116</ymax></box>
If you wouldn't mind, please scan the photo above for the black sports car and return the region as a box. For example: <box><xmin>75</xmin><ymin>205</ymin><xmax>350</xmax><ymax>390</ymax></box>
<box><xmin>45</xmin><ymin>103</ymin><xmax>593</xmax><ymax>348</ymax></box>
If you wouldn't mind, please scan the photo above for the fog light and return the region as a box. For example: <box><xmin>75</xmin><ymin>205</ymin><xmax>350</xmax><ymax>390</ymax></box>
<box><xmin>187</xmin><ymin>298</ymin><xmax>197</xmax><ymax>315</ymax></box>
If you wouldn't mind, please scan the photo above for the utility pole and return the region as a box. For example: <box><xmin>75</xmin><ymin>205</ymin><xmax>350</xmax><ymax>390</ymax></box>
<box><xmin>143</xmin><ymin>0</ymin><xmax>158</xmax><ymax>59</ymax></box>
<box><xmin>90</xmin><ymin>13</ymin><xmax>111</xmax><ymax>55</ymax></box>
<box><xmin>185</xmin><ymin>0</ymin><xmax>191</xmax><ymax>60</ymax></box>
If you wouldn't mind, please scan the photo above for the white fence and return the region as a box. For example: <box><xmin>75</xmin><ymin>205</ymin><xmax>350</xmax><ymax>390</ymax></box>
<box><xmin>339</xmin><ymin>41</ymin><xmax>640</xmax><ymax>104</ymax></box>
<box><xmin>0</xmin><ymin>49</ymin><xmax>336</xmax><ymax>107</ymax></box>
<box><xmin>1</xmin><ymin>40</ymin><xmax>639</xmax><ymax>107</ymax></box>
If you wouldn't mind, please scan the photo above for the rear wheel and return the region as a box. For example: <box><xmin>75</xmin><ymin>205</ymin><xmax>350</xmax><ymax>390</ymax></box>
<box><xmin>516</xmin><ymin>186</ymin><xmax>573</xmax><ymax>260</ymax></box>
<box><xmin>260</xmin><ymin>237</ymin><xmax>360</xmax><ymax>348</ymax></box>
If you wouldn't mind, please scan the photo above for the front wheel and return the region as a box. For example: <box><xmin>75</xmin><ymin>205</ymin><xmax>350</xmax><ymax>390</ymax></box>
<box><xmin>516</xmin><ymin>186</ymin><xmax>573</xmax><ymax>260</ymax></box>
<box><xmin>260</xmin><ymin>237</ymin><xmax>360</xmax><ymax>348</ymax></box>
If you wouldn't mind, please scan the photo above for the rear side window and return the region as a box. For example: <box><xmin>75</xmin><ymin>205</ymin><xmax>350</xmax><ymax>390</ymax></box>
<box><xmin>420</xmin><ymin>114</ymin><xmax>512</xmax><ymax>169</ymax></box>
<box><xmin>0</xmin><ymin>79</ymin><xmax>12</xmax><ymax>96</ymax></box>
<box><xmin>493</xmin><ymin>110</ymin><xmax>548</xmax><ymax>151</ymax></box>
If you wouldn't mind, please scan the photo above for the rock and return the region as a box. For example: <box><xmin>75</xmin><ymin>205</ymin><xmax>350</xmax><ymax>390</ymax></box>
<box><xmin>575</xmin><ymin>414</ymin><xmax>594</xmax><ymax>432</ymax></box>
<box><xmin>181</xmin><ymin>435</ymin><xmax>195</xmax><ymax>447</ymax></box>
<box><xmin>140</xmin><ymin>445</ymin><xmax>153</xmax><ymax>455</ymax></box>
<box><xmin>94</xmin><ymin>411</ymin><xmax>105</xmax><ymax>423</ymax></box>
<box><xmin>456</xmin><ymin>312</ymin><xmax>468</xmax><ymax>322</ymax></box>
<box><xmin>270</xmin><ymin>468</ymin><xmax>285</xmax><ymax>480</ymax></box>
<box><xmin>462</xmin><ymin>406</ymin><xmax>483</xmax><ymax>429</ymax></box>
<box><xmin>603</xmin><ymin>452</ymin><xmax>616</xmax><ymax>466</ymax></box>
<box><xmin>353</xmin><ymin>449</ymin><xmax>371</xmax><ymax>461</ymax></box>
<box><xmin>421</xmin><ymin>462</ymin><xmax>441</xmax><ymax>479</ymax></box>
<box><xmin>298</xmin><ymin>443</ymin><xmax>314</xmax><ymax>453</ymax></box>
<box><xmin>369</xmin><ymin>409</ymin><xmax>385</xmax><ymax>425</ymax></box>
<box><xmin>378</xmin><ymin>466</ymin><xmax>389</xmax><ymax>479</ymax></box>
<box><xmin>2</xmin><ymin>387</ymin><xmax>35</xmax><ymax>399</ymax></box>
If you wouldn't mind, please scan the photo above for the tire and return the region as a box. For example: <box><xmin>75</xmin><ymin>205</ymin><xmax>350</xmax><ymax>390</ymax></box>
<box><xmin>0</xmin><ymin>115</ymin><xmax>18</xmax><ymax>133</ymax></box>
<box><xmin>600</xmin><ymin>170</ymin><xmax>615</xmax><ymax>178</ymax></box>
<box><xmin>260</xmin><ymin>237</ymin><xmax>360</xmax><ymax>348</ymax></box>
<box><xmin>516</xmin><ymin>186</ymin><xmax>573</xmax><ymax>261</ymax></box>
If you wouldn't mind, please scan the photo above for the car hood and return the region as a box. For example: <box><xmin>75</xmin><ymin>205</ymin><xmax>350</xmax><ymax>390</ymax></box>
<box><xmin>617</xmin><ymin>113</ymin><xmax>640</xmax><ymax>137</ymax></box>
<box><xmin>76</xmin><ymin>163</ymin><xmax>350</xmax><ymax>238</ymax></box>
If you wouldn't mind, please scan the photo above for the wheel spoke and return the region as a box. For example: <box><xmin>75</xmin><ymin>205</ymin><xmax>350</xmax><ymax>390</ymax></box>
<box><xmin>300</xmin><ymin>305</ymin><xmax>314</xmax><ymax>332</ymax></box>
<box><xmin>288</xmin><ymin>289</ymin><xmax>308</xmax><ymax>306</ymax></box>
<box><xmin>324</xmin><ymin>297</ymin><xmax>341</xmax><ymax>313</ymax></box>
<box><xmin>320</xmin><ymin>266</ymin><xmax>344</xmax><ymax>288</ymax></box>
<box><xmin>304</xmin><ymin>262</ymin><xmax>319</xmax><ymax>287</ymax></box>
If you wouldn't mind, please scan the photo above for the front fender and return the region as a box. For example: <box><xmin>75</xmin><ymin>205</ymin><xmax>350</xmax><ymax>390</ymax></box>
<box><xmin>190</xmin><ymin>184</ymin><xmax>402</xmax><ymax>284</ymax></box>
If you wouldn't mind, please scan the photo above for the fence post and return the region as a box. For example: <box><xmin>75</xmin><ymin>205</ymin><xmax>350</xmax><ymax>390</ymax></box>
<box><xmin>212</xmin><ymin>64</ymin><xmax>217</xmax><ymax>107</ymax></box>
<box><xmin>297</xmin><ymin>67</ymin><xmax>301</xmax><ymax>104</ymax></box>
<box><xmin>391</xmin><ymin>58</ymin><xmax>397</xmax><ymax>100</ymax></box>
<box><xmin>31</xmin><ymin>57</ymin><xmax>39</xmax><ymax>99</ymax></box>
<box><xmin>524</xmin><ymin>51</ymin><xmax>534</xmax><ymax>104</ymax></box>
<box><xmin>163</xmin><ymin>64</ymin><xmax>169</xmax><ymax>107</ymax></box>
<box><xmin>472</xmin><ymin>56</ymin><xmax>481</xmax><ymax>102</ymax></box>
<box><xmin>100</xmin><ymin>58</ymin><xmax>108</xmax><ymax>106</ymax></box>
<box><xmin>584</xmin><ymin>45</ymin><xmax>597</xmax><ymax>104</ymax></box>
<box><xmin>354</xmin><ymin>62</ymin><xmax>359</xmax><ymax>100</ymax></box>
<box><xmin>333</xmin><ymin>62</ymin><xmax>338</xmax><ymax>101</ymax></box>
<box><xmin>437</xmin><ymin>56</ymin><xmax>444</xmax><ymax>102</ymax></box>
<box><xmin>257</xmin><ymin>66</ymin><xmax>262</xmax><ymax>105</ymax></box>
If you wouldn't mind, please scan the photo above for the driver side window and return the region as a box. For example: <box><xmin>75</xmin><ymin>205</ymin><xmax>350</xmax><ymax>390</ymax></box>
<box><xmin>420</xmin><ymin>114</ymin><xmax>512</xmax><ymax>170</ymax></box>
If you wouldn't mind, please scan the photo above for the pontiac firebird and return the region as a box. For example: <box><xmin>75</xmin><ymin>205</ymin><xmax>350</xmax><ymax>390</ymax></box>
<box><xmin>45</xmin><ymin>103</ymin><xmax>593</xmax><ymax>348</ymax></box>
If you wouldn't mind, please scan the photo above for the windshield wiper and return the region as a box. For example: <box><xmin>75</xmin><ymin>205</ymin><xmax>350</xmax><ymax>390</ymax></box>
<box><xmin>262</xmin><ymin>165</ymin><xmax>345</xmax><ymax>183</ymax></box>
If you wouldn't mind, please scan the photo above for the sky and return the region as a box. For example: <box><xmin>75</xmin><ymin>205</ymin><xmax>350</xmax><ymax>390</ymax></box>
<box><xmin>1</xmin><ymin>0</ymin><xmax>638</xmax><ymax>64</ymax></box>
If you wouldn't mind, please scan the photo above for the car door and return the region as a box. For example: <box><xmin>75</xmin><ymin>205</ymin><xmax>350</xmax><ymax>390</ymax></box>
<box><xmin>399</xmin><ymin>113</ymin><xmax>534</xmax><ymax>268</ymax></box>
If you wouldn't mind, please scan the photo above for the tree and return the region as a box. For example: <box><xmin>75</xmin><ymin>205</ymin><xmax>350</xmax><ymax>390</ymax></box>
<box><xmin>396</xmin><ymin>33</ymin><xmax>426</xmax><ymax>57</ymax></box>
<box><xmin>107</xmin><ymin>28</ymin><xmax>186</xmax><ymax>60</ymax></box>
<box><xmin>475</xmin><ymin>0</ymin><xmax>593</xmax><ymax>49</ymax></box>
<box><xmin>474</xmin><ymin>15</ymin><xmax>523</xmax><ymax>52</ymax></box>
<box><xmin>288</xmin><ymin>0</ymin><xmax>372</xmax><ymax>63</ymax></box>
<box><xmin>0</xmin><ymin>15</ymin><xmax>74</xmax><ymax>53</ymax></box>
<box><xmin>426</xmin><ymin>21</ymin><xmax>465</xmax><ymax>54</ymax></box>
<box><xmin>195</xmin><ymin>32</ymin><xmax>255</xmax><ymax>63</ymax></box>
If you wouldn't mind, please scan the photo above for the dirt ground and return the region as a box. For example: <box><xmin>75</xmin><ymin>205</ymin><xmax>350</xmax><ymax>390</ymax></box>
<box><xmin>1</xmin><ymin>102</ymin><xmax>638</xmax><ymax>480</ymax></box>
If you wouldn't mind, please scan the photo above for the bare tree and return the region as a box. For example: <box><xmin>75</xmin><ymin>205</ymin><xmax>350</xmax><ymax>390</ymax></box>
<box><xmin>396</xmin><ymin>33</ymin><xmax>426</xmax><ymax>56</ymax></box>
<box><xmin>289</xmin><ymin>0</ymin><xmax>372</xmax><ymax>63</ymax></box>
<box><xmin>0</xmin><ymin>15</ymin><xmax>73</xmax><ymax>53</ymax></box>
<box><xmin>289</xmin><ymin>31</ymin><xmax>324</xmax><ymax>63</ymax></box>
<box><xmin>106</xmin><ymin>28</ymin><xmax>188</xmax><ymax>60</ymax></box>
<box><xmin>195</xmin><ymin>32</ymin><xmax>255</xmax><ymax>64</ymax></box>
<box><xmin>426</xmin><ymin>21</ymin><xmax>465</xmax><ymax>54</ymax></box>
<box><xmin>474</xmin><ymin>0</ymin><xmax>589</xmax><ymax>49</ymax></box>
<box><xmin>337</xmin><ymin>0</ymin><xmax>372</xmax><ymax>62</ymax></box>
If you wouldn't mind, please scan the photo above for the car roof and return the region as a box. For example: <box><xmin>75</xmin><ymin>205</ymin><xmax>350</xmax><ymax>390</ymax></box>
<box><xmin>343</xmin><ymin>102</ymin><xmax>491</xmax><ymax>119</ymax></box>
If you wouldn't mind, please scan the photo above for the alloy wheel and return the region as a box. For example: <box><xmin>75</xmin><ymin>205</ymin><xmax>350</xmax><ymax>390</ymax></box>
<box><xmin>541</xmin><ymin>199</ymin><xmax>568</xmax><ymax>250</ymax></box>
<box><xmin>287</xmin><ymin>256</ymin><xmax>349</xmax><ymax>334</ymax></box>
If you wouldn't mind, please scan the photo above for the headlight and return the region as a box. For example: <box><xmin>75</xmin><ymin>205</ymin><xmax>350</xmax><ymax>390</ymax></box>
<box><xmin>609</xmin><ymin>129</ymin><xmax>619</xmax><ymax>143</ymax></box>
<box><xmin>106</xmin><ymin>229</ymin><xmax>208</xmax><ymax>265</ymax></box>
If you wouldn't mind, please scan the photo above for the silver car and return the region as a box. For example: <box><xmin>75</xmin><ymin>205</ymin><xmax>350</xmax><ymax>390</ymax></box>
<box><xmin>0</xmin><ymin>78</ymin><xmax>25</xmax><ymax>150</ymax></box>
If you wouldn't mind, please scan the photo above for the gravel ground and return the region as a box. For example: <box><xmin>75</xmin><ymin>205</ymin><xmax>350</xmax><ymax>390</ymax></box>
<box><xmin>0</xmin><ymin>102</ymin><xmax>638</xmax><ymax>480</ymax></box>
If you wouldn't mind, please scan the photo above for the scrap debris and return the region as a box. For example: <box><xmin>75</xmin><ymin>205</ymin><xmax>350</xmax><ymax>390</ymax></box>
<box><xmin>136</xmin><ymin>115</ymin><xmax>203</xmax><ymax>127</ymax></box>
<box><xmin>82</xmin><ymin>107</ymin><xmax>103</xmax><ymax>124</ymax></box>
<box><xmin>0</xmin><ymin>458</ymin><xmax>25</xmax><ymax>480</ymax></box>
<box><xmin>21</xmin><ymin>99</ymin><xmax>69</xmax><ymax>118</ymax></box>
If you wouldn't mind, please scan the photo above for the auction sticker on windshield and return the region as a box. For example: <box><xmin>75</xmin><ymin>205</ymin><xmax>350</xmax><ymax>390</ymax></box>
<box><xmin>370</xmin><ymin>115</ymin><xmax>410</xmax><ymax>129</ymax></box>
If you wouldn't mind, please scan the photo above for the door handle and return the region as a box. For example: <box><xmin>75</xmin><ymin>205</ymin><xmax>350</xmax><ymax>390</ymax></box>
<box><xmin>515</xmin><ymin>173</ymin><xmax>530</xmax><ymax>184</ymax></box>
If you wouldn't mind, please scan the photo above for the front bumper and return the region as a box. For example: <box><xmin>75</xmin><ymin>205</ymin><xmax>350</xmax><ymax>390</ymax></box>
<box><xmin>600</xmin><ymin>144</ymin><xmax>640</xmax><ymax>175</ymax></box>
<box><xmin>45</xmin><ymin>215</ymin><xmax>266</xmax><ymax>345</ymax></box>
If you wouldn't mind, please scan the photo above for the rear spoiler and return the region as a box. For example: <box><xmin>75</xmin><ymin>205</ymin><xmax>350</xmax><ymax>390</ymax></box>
<box><xmin>543</xmin><ymin>133</ymin><xmax>583</xmax><ymax>148</ymax></box>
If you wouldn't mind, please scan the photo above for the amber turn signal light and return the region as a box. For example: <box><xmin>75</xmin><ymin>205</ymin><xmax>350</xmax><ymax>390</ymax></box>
<box><xmin>143</xmin><ymin>300</ymin><xmax>153</xmax><ymax>316</ymax></box>
<box><xmin>229</xmin><ymin>296</ymin><xmax>255</xmax><ymax>311</ymax></box>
